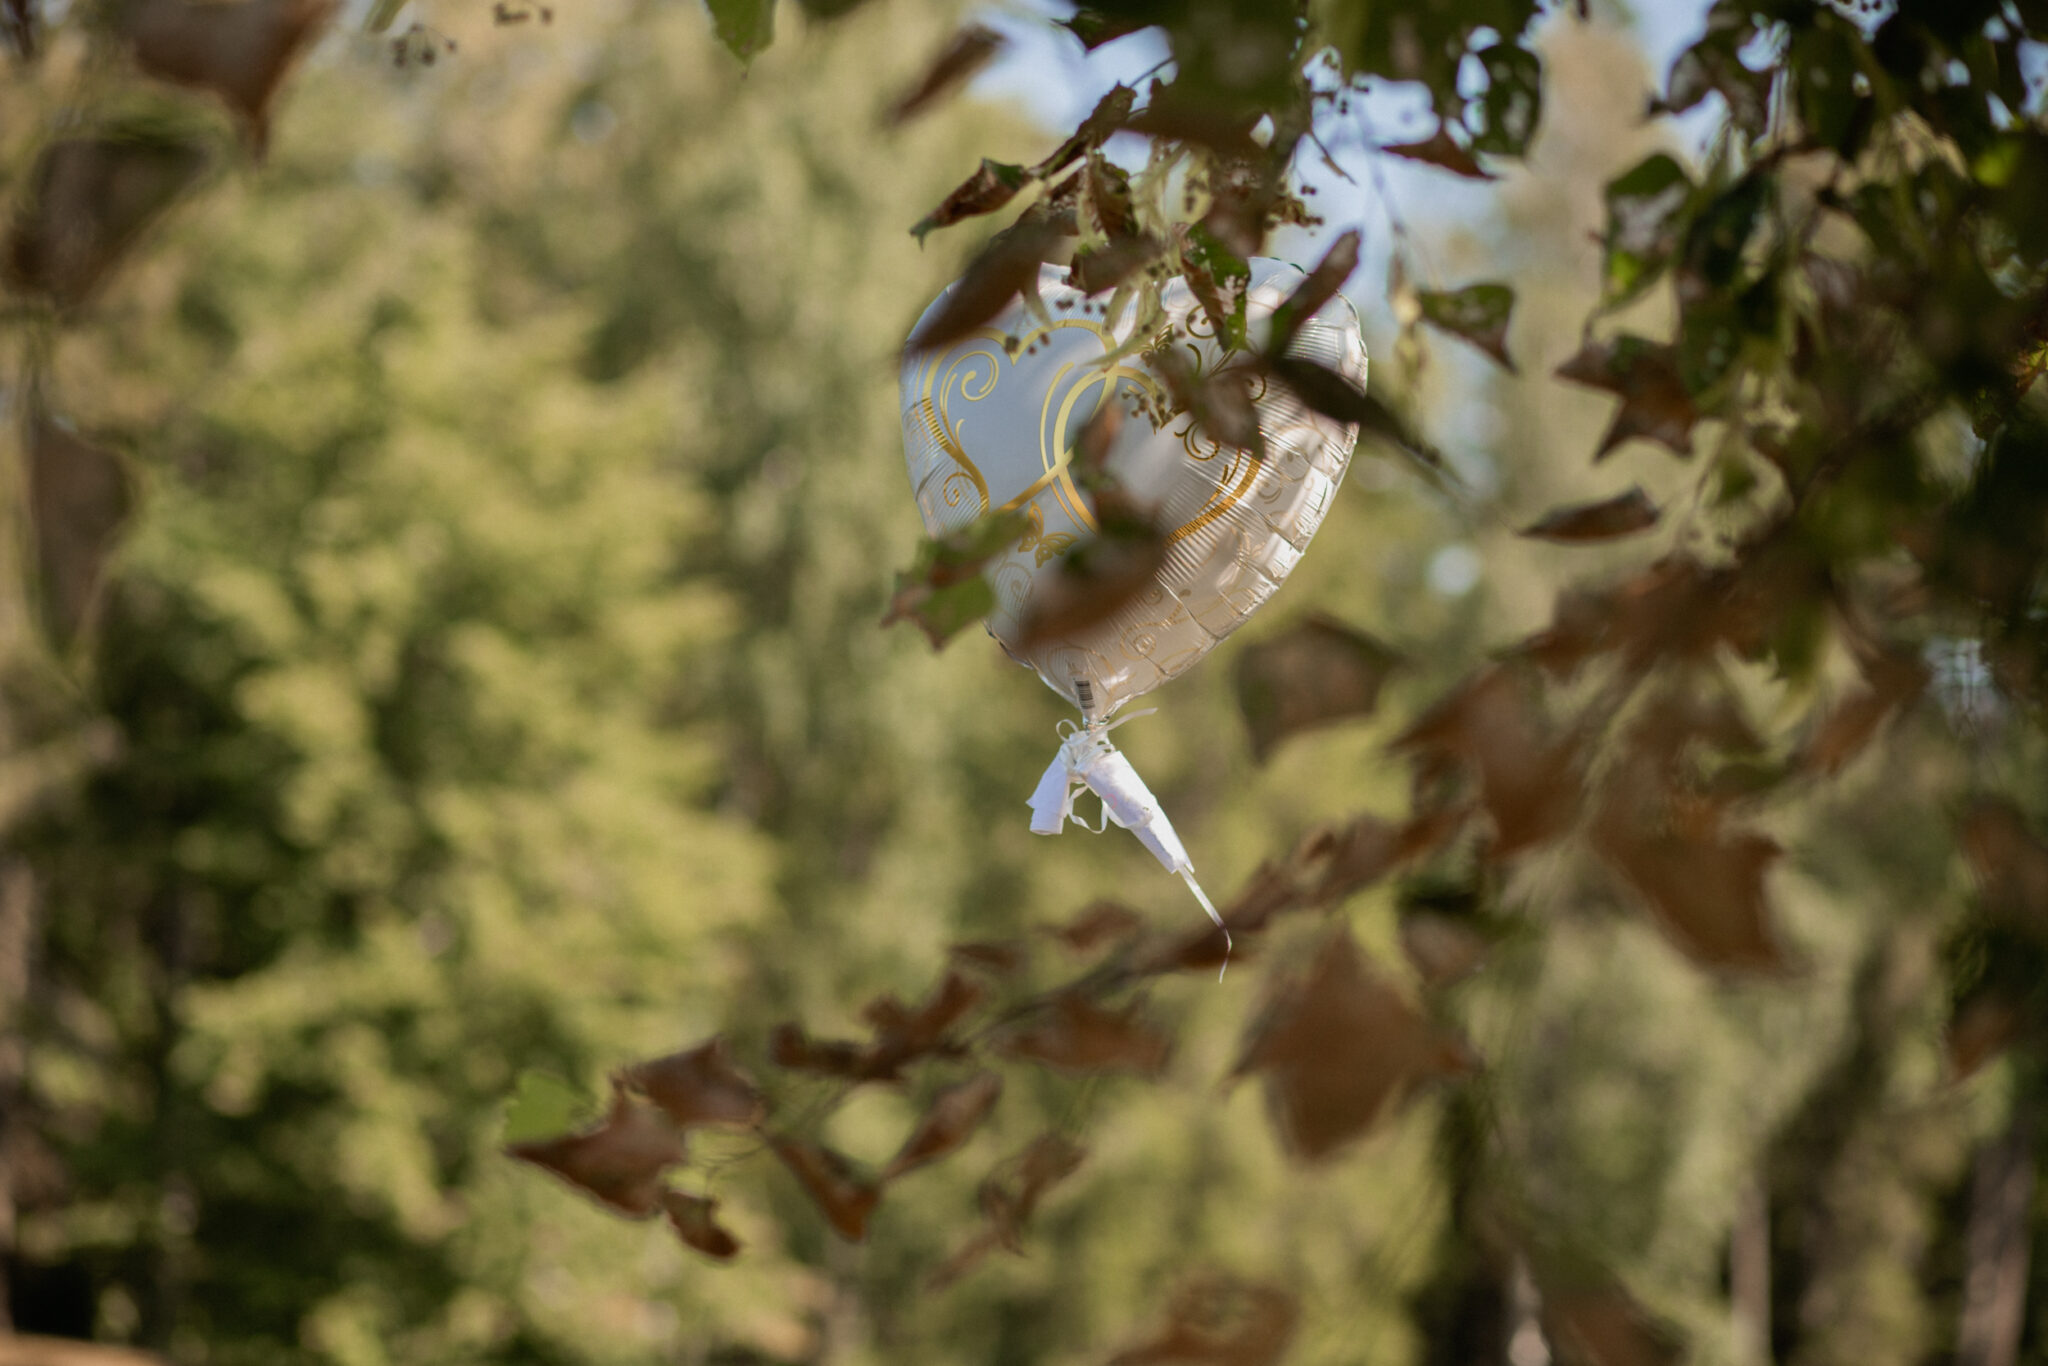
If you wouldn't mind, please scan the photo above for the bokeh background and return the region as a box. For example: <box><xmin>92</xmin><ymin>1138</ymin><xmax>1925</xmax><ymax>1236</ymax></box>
<box><xmin>0</xmin><ymin>2</ymin><xmax>2037</xmax><ymax>1364</ymax></box>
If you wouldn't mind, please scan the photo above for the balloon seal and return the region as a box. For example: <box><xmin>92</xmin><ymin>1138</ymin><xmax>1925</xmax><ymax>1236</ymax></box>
<box><xmin>1027</xmin><ymin>710</ymin><xmax>1231</xmax><ymax>981</ymax></box>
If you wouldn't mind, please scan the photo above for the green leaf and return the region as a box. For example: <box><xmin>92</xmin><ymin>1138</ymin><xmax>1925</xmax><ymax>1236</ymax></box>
<box><xmin>1061</xmin><ymin>7</ymin><xmax>1153</xmax><ymax>50</ymax></box>
<box><xmin>503</xmin><ymin>1071</ymin><xmax>594</xmax><ymax>1145</ymax></box>
<box><xmin>1654</xmin><ymin>10</ymin><xmax>1770</xmax><ymax>134</ymax></box>
<box><xmin>1416</xmin><ymin>282</ymin><xmax>1517</xmax><ymax>371</ymax></box>
<box><xmin>1183</xmin><ymin>222</ymin><xmax>1252</xmax><ymax>352</ymax></box>
<box><xmin>895</xmin><ymin>576</ymin><xmax>995</xmax><ymax>648</ymax></box>
<box><xmin>364</xmin><ymin>0</ymin><xmax>407</xmax><ymax>33</ymax></box>
<box><xmin>1792</xmin><ymin>20</ymin><xmax>1870</xmax><ymax>155</ymax></box>
<box><xmin>1465</xmin><ymin>43</ymin><xmax>1542</xmax><ymax>158</ymax></box>
<box><xmin>881</xmin><ymin>509</ymin><xmax>1029</xmax><ymax>648</ymax></box>
<box><xmin>1601</xmin><ymin>153</ymin><xmax>1694</xmax><ymax>308</ymax></box>
<box><xmin>704</xmin><ymin>0</ymin><xmax>773</xmax><ymax>62</ymax></box>
<box><xmin>1677</xmin><ymin>297</ymin><xmax>1743</xmax><ymax>398</ymax></box>
<box><xmin>1679</xmin><ymin>173</ymin><xmax>1771</xmax><ymax>292</ymax></box>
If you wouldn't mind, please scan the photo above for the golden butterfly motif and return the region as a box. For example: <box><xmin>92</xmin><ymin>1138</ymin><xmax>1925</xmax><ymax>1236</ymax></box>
<box><xmin>1017</xmin><ymin>502</ymin><xmax>1077</xmax><ymax>567</ymax></box>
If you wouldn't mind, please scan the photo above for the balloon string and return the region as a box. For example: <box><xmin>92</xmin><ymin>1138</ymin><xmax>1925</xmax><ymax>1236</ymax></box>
<box><xmin>1179</xmin><ymin>868</ymin><xmax>1231</xmax><ymax>982</ymax></box>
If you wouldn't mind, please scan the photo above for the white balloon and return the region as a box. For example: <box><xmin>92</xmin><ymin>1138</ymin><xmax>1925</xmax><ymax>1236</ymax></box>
<box><xmin>899</xmin><ymin>259</ymin><xmax>1366</xmax><ymax>720</ymax></box>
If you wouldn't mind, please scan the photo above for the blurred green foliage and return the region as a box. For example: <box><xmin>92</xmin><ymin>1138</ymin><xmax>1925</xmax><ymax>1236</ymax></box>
<box><xmin>3</xmin><ymin>1</ymin><xmax>2048</xmax><ymax>1365</ymax></box>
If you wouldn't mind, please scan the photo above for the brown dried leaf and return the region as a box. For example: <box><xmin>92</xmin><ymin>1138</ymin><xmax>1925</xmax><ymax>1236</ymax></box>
<box><xmin>930</xmin><ymin>1132</ymin><xmax>1086</xmax><ymax>1287</ymax></box>
<box><xmin>1033</xmin><ymin>84</ymin><xmax>1139</xmax><ymax>179</ymax></box>
<box><xmin>769</xmin><ymin>1134</ymin><xmax>880</xmax><ymax>1242</ymax></box>
<box><xmin>1147</xmin><ymin>809</ymin><xmax>1466</xmax><ymax>974</ymax></box>
<box><xmin>1106</xmin><ymin>1275</ymin><xmax>1299</xmax><ymax>1366</ymax></box>
<box><xmin>1948</xmin><ymin>992</ymin><xmax>2024</xmax><ymax>1083</ymax></box>
<box><xmin>865</xmin><ymin>968</ymin><xmax>986</xmax><ymax>1063</ymax></box>
<box><xmin>1235</xmin><ymin>613</ymin><xmax>1402</xmax><ymax>762</ymax></box>
<box><xmin>1542</xmin><ymin>1288</ymin><xmax>1682</xmax><ymax>1366</ymax></box>
<box><xmin>910</xmin><ymin>159</ymin><xmax>1031</xmax><ymax>243</ymax></box>
<box><xmin>1382</xmin><ymin>127</ymin><xmax>1497</xmax><ymax>180</ymax></box>
<box><xmin>1154</xmin><ymin>347</ymin><xmax>1263</xmax><ymax>455</ymax></box>
<box><xmin>1221</xmin><ymin>858</ymin><xmax>1308</xmax><ymax>936</ymax></box>
<box><xmin>773</xmin><ymin>971</ymin><xmax>986</xmax><ymax>1086</ymax></box>
<box><xmin>506</xmin><ymin>1088</ymin><xmax>685</xmax><ymax>1218</ymax></box>
<box><xmin>127</xmin><ymin>0</ymin><xmax>336</xmax><ymax>151</ymax></box>
<box><xmin>27</xmin><ymin>416</ymin><xmax>132</xmax><ymax>648</ymax></box>
<box><xmin>1013</xmin><ymin>513</ymin><xmax>1169</xmax><ymax>650</ymax></box>
<box><xmin>4</xmin><ymin>136</ymin><xmax>208</xmax><ymax>311</ymax></box>
<box><xmin>1086</xmin><ymin>149</ymin><xmax>1138</xmax><ymax>240</ymax></box>
<box><xmin>1395</xmin><ymin>667</ymin><xmax>1584</xmax><ymax>857</ymax></box>
<box><xmin>768</xmin><ymin>1022</ymin><xmax>873</xmax><ymax>1080</ymax></box>
<box><xmin>949</xmin><ymin>939</ymin><xmax>1029</xmax><ymax>976</ymax></box>
<box><xmin>1591</xmin><ymin>704</ymin><xmax>1786</xmax><ymax>972</ymax></box>
<box><xmin>1268</xmin><ymin>229</ymin><xmax>1361</xmax><ymax>354</ymax></box>
<box><xmin>1263</xmin><ymin>355</ymin><xmax>1375</xmax><ymax>424</ymax></box>
<box><xmin>1521</xmin><ymin>487</ymin><xmax>1660</xmax><ymax>543</ymax></box>
<box><xmin>1123</xmin><ymin>95</ymin><xmax>1261</xmax><ymax>159</ymax></box>
<box><xmin>619</xmin><ymin>1037</ymin><xmax>764</xmax><ymax>1131</ymax></box>
<box><xmin>1399</xmin><ymin>912</ymin><xmax>1491</xmax><ymax>987</ymax></box>
<box><xmin>1799</xmin><ymin>650</ymin><xmax>1926</xmax><ymax>775</ymax></box>
<box><xmin>1051</xmin><ymin>899</ymin><xmax>1145</xmax><ymax>951</ymax></box>
<box><xmin>1142</xmin><ymin>859</ymin><xmax>1303</xmax><ymax>974</ymax></box>
<box><xmin>1233</xmin><ymin>930</ymin><xmax>1474</xmax><ymax>1162</ymax></box>
<box><xmin>1296</xmin><ymin>810</ymin><xmax>1456</xmax><ymax>908</ymax></box>
<box><xmin>1555</xmin><ymin>336</ymin><xmax>1698</xmax><ymax>459</ymax></box>
<box><xmin>661</xmin><ymin>1190</ymin><xmax>742</xmax><ymax>1261</ymax></box>
<box><xmin>1264</xmin><ymin>357</ymin><xmax>1465</xmax><ymax>493</ymax></box>
<box><xmin>1960</xmin><ymin>798</ymin><xmax>2048</xmax><ymax>933</ymax></box>
<box><xmin>1011</xmin><ymin>1131</ymin><xmax>1086</xmax><ymax>1207</ymax></box>
<box><xmin>1415</xmin><ymin>282</ymin><xmax>1517</xmax><ymax>372</ymax></box>
<box><xmin>983</xmin><ymin>1131</ymin><xmax>1087</xmax><ymax>1251</ymax></box>
<box><xmin>1071</xmin><ymin>232</ymin><xmax>1165</xmax><ymax>296</ymax></box>
<box><xmin>882</xmin><ymin>24</ymin><xmax>1003</xmax><ymax>127</ymax></box>
<box><xmin>1610</xmin><ymin>553</ymin><xmax>1809</xmax><ymax>674</ymax></box>
<box><xmin>905</xmin><ymin>223</ymin><xmax>1063</xmax><ymax>352</ymax></box>
<box><xmin>1071</xmin><ymin>396</ymin><xmax>1125</xmax><ymax>495</ymax></box>
<box><xmin>927</xmin><ymin>1226</ymin><xmax>1004</xmax><ymax>1290</ymax></box>
<box><xmin>884</xmin><ymin>1071</ymin><xmax>1003</xmax><ymax>1181</ymax></box>
<box><xmin>1199</xmin><ymin>175</ymin><xmax>1273</xmax><ymax>262</ymax></box>
<box><xmin>996</xmin><ymin>993</ymin><xmax>1171</xmax><ymax>1076</ymax></box>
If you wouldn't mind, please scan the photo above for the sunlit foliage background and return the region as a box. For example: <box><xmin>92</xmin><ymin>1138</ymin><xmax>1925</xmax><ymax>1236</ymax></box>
<box><xmin>2</xmin><ymin>2</ymin><xmax>2046</xmax><ymax>1365</ymax></box>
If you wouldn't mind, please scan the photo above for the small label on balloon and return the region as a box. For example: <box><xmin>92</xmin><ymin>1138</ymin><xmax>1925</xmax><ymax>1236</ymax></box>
<box><xmin>1074</xmin><ymin>677</ymin><xmax>1096</xmax><ymax>718</ymax></box>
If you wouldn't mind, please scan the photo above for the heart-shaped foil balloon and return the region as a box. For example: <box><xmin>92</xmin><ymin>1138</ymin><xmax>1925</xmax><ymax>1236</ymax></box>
<box><xmin>898</xmin><ymin>258</ymin><xmax>1365</xmax><ymax>971</ymax></box>
<box><xmin>899</xmin><ymin>258</ymin><xmax>1366</xmax><ymax>721</ymax></box>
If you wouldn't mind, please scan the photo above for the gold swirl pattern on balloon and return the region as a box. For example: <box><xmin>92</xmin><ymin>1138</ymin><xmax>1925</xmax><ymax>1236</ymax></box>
<box><xmin>909</xmin><ymin>341</ymin><xmax>1005</xmax><ymax>514</ymax></box>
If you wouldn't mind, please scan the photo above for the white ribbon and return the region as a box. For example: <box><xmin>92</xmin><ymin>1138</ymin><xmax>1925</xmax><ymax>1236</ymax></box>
<box><xmin>1027</xmin><ymin>713</ymin><xmax>1231</xmax><ymax>979</ymax></box>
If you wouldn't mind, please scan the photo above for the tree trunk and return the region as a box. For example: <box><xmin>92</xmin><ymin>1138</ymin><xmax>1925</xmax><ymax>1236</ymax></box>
<box><xmin>1955</xmin><ymin>1102</ymin><xmax>2034</xmax><ymax>1366</ymax></box>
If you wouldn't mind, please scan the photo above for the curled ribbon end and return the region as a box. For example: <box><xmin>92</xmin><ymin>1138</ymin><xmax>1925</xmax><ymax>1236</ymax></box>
<box><xmin>1178</xmin><ymin>868</ymin><xmax>1230</xmax><ymax>985</ymax></box>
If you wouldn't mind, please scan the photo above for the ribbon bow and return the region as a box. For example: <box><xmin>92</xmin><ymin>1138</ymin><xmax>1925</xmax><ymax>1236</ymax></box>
<box><xmin>1027</xmin><ymin>713</ymin><xmax>1231</xmax><ymax>979</ymax></box>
